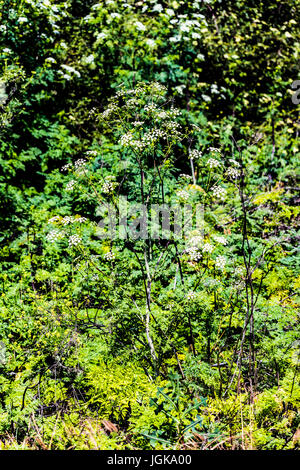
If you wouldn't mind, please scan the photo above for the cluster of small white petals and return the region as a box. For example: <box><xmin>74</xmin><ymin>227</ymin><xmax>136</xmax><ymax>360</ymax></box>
<box><xmin>157</xmin><ymin>111</ymin><xmax>168</xmax><ymax>119</ymax></box>
<box><xmin>215</xmin><ymin>255</ymin><xmax>227</xmax><ymax>270</ymax></box>
<box><xmin>212</xmin><ymin>185</ymin><xmax>227</xmax><ymax>201</ymax></box>
<box><xmin>226</xmin><ymin>167</ymin><xmax>240</xmax><ymax>179</ymax></box>
<box><xmin>186</xmin><ymin>291</ymin><xmax>196</xmax><ymax>301</ymax></box>
<box><xmin>86</xmin><ymin>150</ymin><xmax>97</xmax><ymax>157</ymax></box>
<box><xmin>46</xmin><ymin>230</ymin><xmax>65</xmax><ymax>243</ymax></box>
<box><xmin>120</xmin><ymin>132</ymin><xmax>134</xmax><ymax>146</ymax></box>
<box><xmin>209</xmin><ymin>147</ymin><xmax>221</xmax><ymax>153</ymax></box>
<box><xmin>66</xmin><ymin>179</ymin><xmax>76</xmax><ymax>191</ymax></box>
<box><xmin>102</xmin><ymin>180</ymin><xmax>116</xmax><ymax>194</ymax></box>
<box><xmin>168</xmin><ymin>107</ymin><xmax>181</xmax><ymax>118</ymax></box>
<box><xmin>176</xmin><ymin>190</ymin><xmax>189</xmax><ymax>201</ymax></box>
<box><xmin>75</xmin><ymin>217</ymin><xmax>87</xmax><ymax>223</ymax></box>
<box><xmin>189</xmin><ymin>149</ymin><xmax>202</xmax><ymax>160</ymax></box>
<box><xmin>61</xmin><ymin>163</ymin><xmax>72</xmax><ymax>172</ymax></box>
<box><xmin>179</xmin><ymin>174</ymin><xmax>193</xmax><ymax>180</ymax></box>
<box><xmin>212</xmin><ymin>235</ymin><xmax>227</xmax><ymax>245</ymax></box>
<box><xmin>144</xmin><ymin>103</ymin><xmax>158</xmax><ymax>113</ymax></box>
<box><xmin>142</xmin><ymin>129</ymin><xmax>167</xmax><ymax>145</ymax></box>
<box><xmin>145</xmin><ymin>39</ymin><xmax>156</xmax><ymax>48</ymax></box>
<box><xmin>101</xmin><ymin>104</ymin><xmax>118</xmax><ymax>118</ymax></box>
<box><xmin>48</xmin><ymin>216</ymin><xmax>61</xmax><ymax>224</ymax></box>
<box><xmin>135</xmin><ymin>21</ymin><xmax>146</xmax><ymax>31</ymax></box>
<box><xmin>164</xmin><ymin>120</ymin><xmax>181</xmax><ymax>132</ymax></box>
<box><xmin>229</xmin><ymin>159</ymin><xmax>240</xmax><ymax>167</ymax></box>
<box><xmin>131</xmin><ymin>139</ymin><xmax>146</xmax><ymax>150</ymax></box>
<box><xmin>188</xmin><ymin>235</ymin><xmax>203</xmax><ymax>247</ymax></box>
<box><xmin>61</xmin><ymin>216</ymin><xmax>75</xmax><ymax>226</ymax></box>
<box><xmin>202</xmin><ymin>242</ymin><xmax>214</xmax><ymax>253</ymax></box>
<box><xmin>132</xmin><ymin>121</ymin><xmax>144</xmax><ymax>127</ymax></box>
<box><xmin>68</xmin><ymin>235</ymin><xmax>82</xmax><ymax>247</ymax></box>
<box><xmin>104</xmin><ymin>251</ymin><xmax>115</xmax><ymax>261</ymax></box>
<box><xmin>151</xmin><ymin>82</ymin><xmax>167</xmax><ymax>95</ymax></box>
<box><xmin>186</xmin><ymin>246</ymin><xmax>201</xmax><ymax>261</ymax></box>
<box><xmin>74</xmin><ymin>159</ymin><xmax>87</xmax><ymax>168</ymax></box>
<box><xmin>204</xmin><ymin>278</ymin><xmax>221</xmax><ymax>288</ymax></box>
<box><xmin>234</xmin><ymin>266</ymin><xmax>245</xmax><ymax>277</ymax></box>
<box><xmin>207</xmin><ymin>158</ymin><xmax>220</xmax><ymax>168</ymax></box>
<box><xmin>126</xmin><ymin>98</ymin><xmax>140</xmax><ymax>108</ymax></box>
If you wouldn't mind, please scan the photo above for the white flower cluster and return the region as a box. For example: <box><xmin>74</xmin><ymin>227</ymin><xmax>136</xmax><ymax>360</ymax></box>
<box><xmin>144</xmin><ymin>103</ymin><xmax>158</xmax><ymax>113</ymax></box>
<box><xmin>135</xmin><ymin>21</ymin><xmax>146</xmax><ymax>31</ymax></box>
<box><xmin>157</xmin><ymin>111</ymin><xmax>168</xmax><ymax>119</ymax></box>
<box><xmin>188</xmin><ymin>235</ymin><xmax>203</xmax><ymax>247</ymax></box>
<box><xmin>150</xmin><ymin>82</ymin><xmax>167</xmax><ymax>95</ymax></box>
<box><xmin>204</xmin><ymin>278</ymin><xmax>221</xmax><ymax>288</ymax></box>
<box><xmin>212</xmin><ymin>234</ymin><xmax>227</xmax><ymax>245</ymax></box>
<box><xmin>101</xmin><ymin>104</ymin><xmax>118</xmax><ymax>118</ymax></box>
<box><xmin>209</xmin><ymin>147</ymin><xmax>221</xmax><ymax>153</ymax></box>
<box><xmin>202</xmin><ymin>242</ymin><xmax>214</xmax><ymax>253</ymax></box>
<box><xmin>215</xmin><ymin>255</ymin><xmax>226</xmax><ymax>270</ymax></box>
<box><xmin>179</xmin><ymin>174</ymin><xmax>193</xmax><ymax>180</ymax></box>
<box><xmin>59</xmin><ymin>64</ymin><xmax>81</xmax><ymax>79</ymax></box>
<box><xmin>66</xmin><ymin>179</ymin><xmax>76</xmax><ymax>191</ymax></box>
<box><xmin>48</xmin><ymin>215</ymin><xmax>87</xmax><ymax>225</ymax></box>
<box><xmin>229</xmin><ymin>158</ymin><xmax>240</xmax><ymax>167</ymax></box>
<box><xmin>95</xmin><ymin>32</ymin><xmax>107</xmax><ymax>42</ymax></box>
<box><xmin>104</xmin><ymin>251</ymin><xmax>115</xmax><ymax>261</ymax></box>
<box><xmin>126</xmin><ymin>98</ymin><xmax>140</xmax><ymax>108</ymax></box>
<box><xmin>189</xmin><ymin>149</ymin><xmax>202</xmax><ymax>160</ymax></box>
<box><xmin>46</xmin><ymin>230</ymin><xmax>65</xmax><ymax>243</ymax></box>
<box><xmin>142</xmin><ymin>128</ymin><xmax>167</xmax><ymax>144</ymax></box>
<box><xmin>120</xmin><ymin>132</ymin><xmax>134</xmax><ymax>146</ymax></box>
<box><xmin>48</xmin><ymin>216</ymin><xmax>61</xmax><ymax>224</ymax></box>
<box><xmin>102</xmin><ymin>180</ymin><xmax>117</xmax><ymax>194</ymax></box>
<box><xmin>61</xmin><ymin>216</ymin><xmax>74</xmax><ymax>225</ymax></box>
<box><xmin>86</xmin><ymin>150</ymin><xmax>97</xmax><ymax>157</ymax></box>
<box><xmin>61</xmin><ymin>163</ymin><xmax>72</xmax><ymax>172</ymax></box>
<box><xmin>207</xmin><ymin>158</ymin><xmax>220</xmax><ymax>169</ymax></box>
<box><xmin>164</xmin><ymin>120</ymin><xmax>181</xmax><ymax>132</ymax></box>
<box><xmin>145</xmin><ymin>39</ymin><xmax>156</xmax><ymax>48</ymax></box>
<box><xmin>168</xmin><ymin>107</ymin><xmax>181</xmax><ymax>118</ymax></box>
<box><xmin>186</xmin><ymin>291</ymin><xmax>196</xmax><ymax>301</ymax></box>
<box><xmin>234</xmin><ymin>266</ymin><xmax>245</xmax><ymax>277</ymax></box>
<box><xmin>68</xmin><ymin>235</ymin><xmax>82</xmax><ymax>247</ymax></box>
<box><xmin>176</xmin><ymin>190</ymin><xmax>189</xmax><ymax>201</ymax></box>
<box><xmin>186</xmin><ymin>246</ymin><xmax>201</xmax><ymax>261</ymax></box>
<box><xmin>74</xmin><ymin>158</ymin><xmax>87</xmax><ymax>168</ymax></box>
<box><xmin>120</xmin><ymin>128</ymin><xmax>168</xmax><ymax>150</ymax></box>
<box><xmin>226</xmin><ymin>167</ymin><xmax>240</xmax><ymax>179</ymax></box>
<box><xmin>132</xmin><ymin>121</ymin><xmax>144</xmax><ymax>127</ymax></box>
<box><xmin>212</xmin><ymin>185</ymin><xmax>227</xmax><ymax>201</ymax></box>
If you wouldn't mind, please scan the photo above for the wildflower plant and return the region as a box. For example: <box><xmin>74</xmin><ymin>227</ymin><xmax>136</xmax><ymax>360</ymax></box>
<box><xmin>43</xmin><ymin>82</ymin><xmax>241</xmax><ymax>376</ymax></box>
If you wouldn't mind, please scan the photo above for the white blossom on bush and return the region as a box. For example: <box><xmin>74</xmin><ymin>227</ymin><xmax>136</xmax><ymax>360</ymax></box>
<box><xmin>189</xmin><ymin>149</ymin><xmax>202</xmax><ymax>160</ymax></box>
<box><xmin>186</xmin><ymin>291</ymin><xmax>196</xmax><ymax>301</ymax></box>
<box><xmin>207</xmin><ymin>158</ymin><xmax>220</xmax><ymax>169</ymax></box>
<box><xmin>46</xmin><ymin>230</ymin><xmax>65</xmax><ymax>242</ymax></box>
<box><xmin>202</xmin><ymin>242</ymin><xmax>214</xmax><ymax>253</ymax></box>
<box><xmin>212</xmin><ymin>235</ymin><xmax>227</xmax><ymax>245</ymax></box>
<box><xmin>176</xmin><ymin>190</ymin><xmax>189</xmax><ymax>201</ymax></box>
<box><xmin>104</xmin><ymin>251</ymin><xmax>115</xmax><ymax>261</ymax></box>
<box><xmin>66</xmin><ymin>179</ymin><xmax>76</xmax><ymax>191</ymax></box>
<box><xmin>68</xmin><ymin>235</ymin><xmax>82</xmax><ymax>247</ymax></box>
<box><xmin>215</xmin><ymin>255</ymin><xmax>227</xmax><ymax>270</ymax></box>
<box><xmin>212</xmin><ymin>185</ymin><xmax>227</xmax><ymax>201</ymax></box>
<box><xmin>226</xmin><ymin>167</ymin><xmax>240</xmax><ymax>179</ymax></box>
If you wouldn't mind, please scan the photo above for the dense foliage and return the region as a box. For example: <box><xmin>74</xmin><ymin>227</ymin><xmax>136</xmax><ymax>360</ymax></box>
<box><xmin>0</xmin><ymin>0</ymin><xmax>299</xmax><ymax>450</ymax></box>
